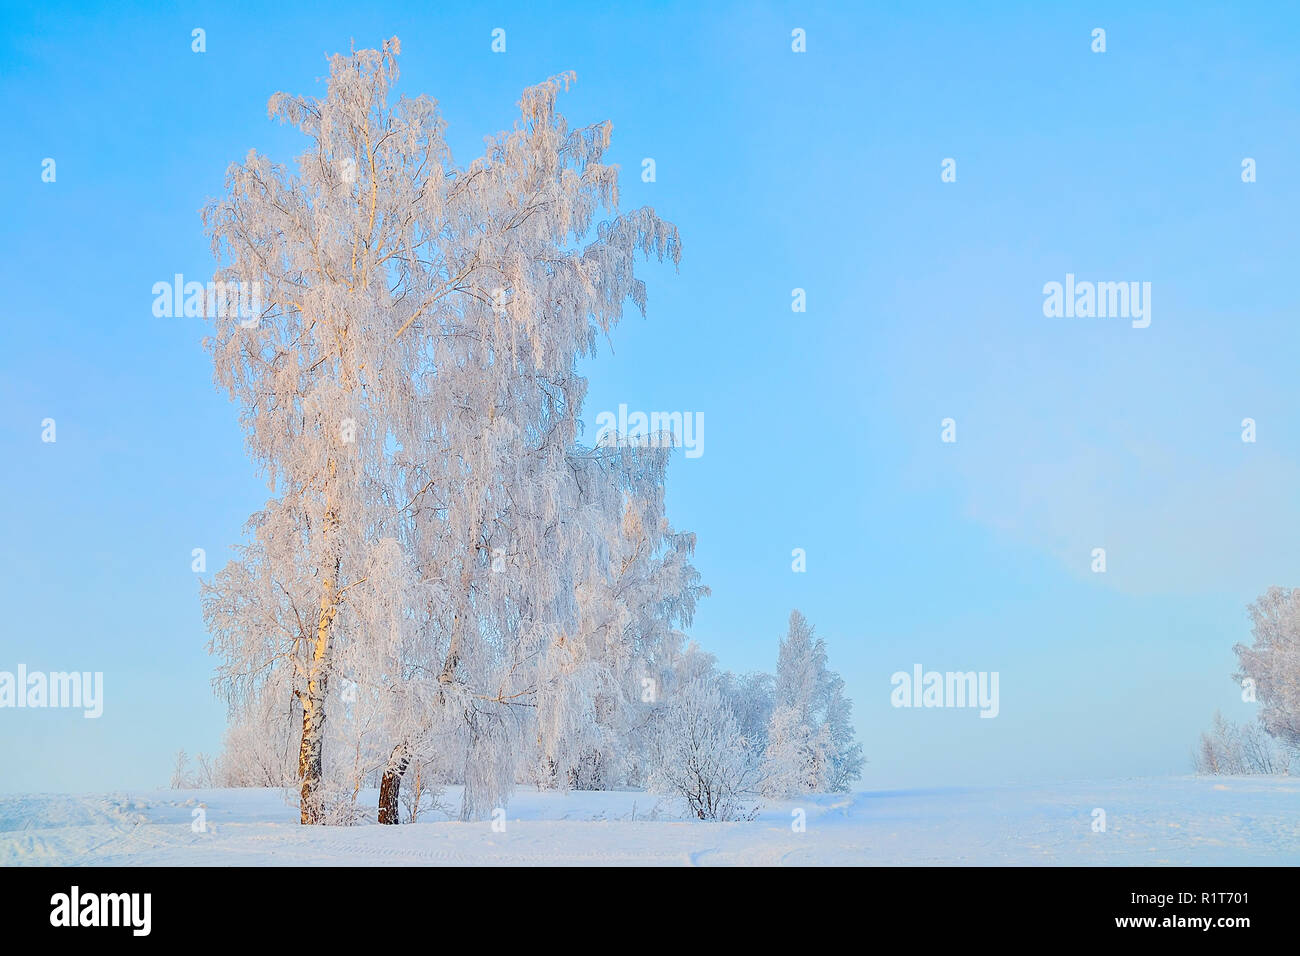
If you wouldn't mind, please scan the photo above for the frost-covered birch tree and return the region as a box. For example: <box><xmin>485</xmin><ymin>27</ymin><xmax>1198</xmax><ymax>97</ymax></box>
<box><xmin>1234</xmin><ymin>587</ymin><xmax>1300</xmax><ymax>754</ymax></box>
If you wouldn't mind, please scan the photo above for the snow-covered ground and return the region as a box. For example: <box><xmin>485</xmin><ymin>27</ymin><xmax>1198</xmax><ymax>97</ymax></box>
<box><xmin>2</xmin><ymin>776</ymin><xmax>1297</xmax><ymax>866</ymax></box>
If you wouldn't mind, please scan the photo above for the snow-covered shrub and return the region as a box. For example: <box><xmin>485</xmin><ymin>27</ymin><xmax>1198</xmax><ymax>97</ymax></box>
<box><xmin>169</xmin><ymin>750</ymin><xmax>190</xmax><ymax>789</ymax></box>
<box><xmin>1194</xmin><ymin>711</ymin><xmax>1292</xmax><ymax>775</ymax></box>
<box><xmin>170</xmin><ymin>750</ymin><xmax>216</xmax><ymax>789</ymax></box>
<box><xmin>398</xmin><ymin>758</ymin><xmax>449</xmax><ymax>823</ymax></box>
<box><xmin>212</xmin><ymin>692</ymin><xmax>298</xmax><ymax>788</ymax></box>
<box><xmin>315</xmin><ymin>785</ymin><xmax>371</xmax><ymax>826</ymax></box>
<box><xmin>647</xmin><ymin>678</ymin><xmax>759</xmax><ymax>821</ymax></box>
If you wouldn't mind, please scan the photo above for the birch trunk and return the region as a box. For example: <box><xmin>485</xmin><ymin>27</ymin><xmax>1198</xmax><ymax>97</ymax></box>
<box><xmin>298</xmin><ymin>553</ymin><xmax>340</xmax><ymax>824</ymax></box>
<box><xmin>377</xmin><ymin>743</ymin><xmax>410</xmax><ymax>824</ymax></box>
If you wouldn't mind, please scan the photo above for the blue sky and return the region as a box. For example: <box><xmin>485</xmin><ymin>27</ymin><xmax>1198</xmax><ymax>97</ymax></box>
<box><xmin>3</xmin><ymin>0</ymin><xmax>1299</xmax><ymax>792</ymax></box>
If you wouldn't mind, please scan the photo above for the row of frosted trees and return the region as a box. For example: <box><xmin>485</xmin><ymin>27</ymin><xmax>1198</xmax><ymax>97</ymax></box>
<box><xmin>197</xmin><ymin>39</ymin><xmax>861</xmax><ymax>823</ymax></box>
